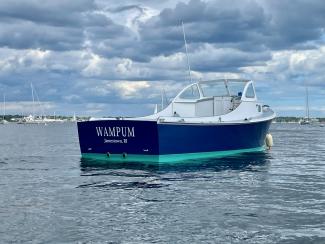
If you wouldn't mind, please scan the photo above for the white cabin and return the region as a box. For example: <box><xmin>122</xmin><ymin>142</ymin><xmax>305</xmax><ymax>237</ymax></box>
<box><xmin>91</xmin><ymin>79</ymin><xmax>275</xmax><ymax>124</ymax></box>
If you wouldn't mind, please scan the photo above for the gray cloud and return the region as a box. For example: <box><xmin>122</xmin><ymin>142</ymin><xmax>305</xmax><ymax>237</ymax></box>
<box><xmin>0</xmin><ymin>0</ymin><xmax>325</xmax><ymax>116</ymax></box>
<box><xmin>137</xmin><ymin>0</ymin><xmax>325</xmax><ymax>56</ymax></box>
<box><xmin>0</xmin><ymin>0</ymin><xmax>118</xmax><ymax>51</ymax></box>
<box><xmin>0</xmin><ymin>0</ymin><xmax>97</xmax><ymax>27</ymax></box>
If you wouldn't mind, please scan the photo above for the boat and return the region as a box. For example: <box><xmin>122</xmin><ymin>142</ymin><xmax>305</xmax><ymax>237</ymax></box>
<box><xmin>70</xmin><ymin>112</ymin><xmax>77</xmax><ymax>122</ymax></box>
<box><xmin>77</xmin><ymin>24</ymin><xmax>275</xmax><ymax>164</ymax></box>
<box><xmin>18</xmin><ymin>114</ymin><xmax>48</xmax><ymax>124</ymax></box>
<box><xmin>18</xmin><ymin>83</ymin><xmax>48</xmax><ymax>124</ymax></box>
<box><xmin>77</xmin><ymin>79</ymin><xmax>276</xmax><ymax>163</ymax></box>
<box><xmin>0</xmin><ymin>94</ymin><xmax>8</xmax><ymax>124</ymax></box>
<box><xmin>299</xmin><ymin>119</ymin><xmax>310</xmax><ymax>125</ymax></box>
<box><xmin>299</xmin><ymin>86</ymin><xmax>310</xmax><ymax>125</ymax></box>
<box><xmin>42</xmin><ymin>112</ymin><xmax>65</xmax><ymax>123</ymax></box>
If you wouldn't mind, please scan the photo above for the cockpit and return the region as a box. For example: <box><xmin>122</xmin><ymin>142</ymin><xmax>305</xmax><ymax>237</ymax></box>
<box><xmin>173</xmin><ymin>79</ymin><xmax>257</xmax><ymax>117</ymax></box>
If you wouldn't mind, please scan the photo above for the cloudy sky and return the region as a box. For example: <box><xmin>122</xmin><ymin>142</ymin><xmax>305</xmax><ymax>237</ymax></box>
<box><xmin>0</xmin><ymin>0</ymin><xmax>325</xmax><ymax>117</ymax></box>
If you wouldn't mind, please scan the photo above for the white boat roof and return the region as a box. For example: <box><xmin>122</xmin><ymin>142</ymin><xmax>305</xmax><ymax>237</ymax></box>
<box><xmin>198</xmin><ymin>78</ymin><xmax>250</xmax><ymax>84</ymax></box>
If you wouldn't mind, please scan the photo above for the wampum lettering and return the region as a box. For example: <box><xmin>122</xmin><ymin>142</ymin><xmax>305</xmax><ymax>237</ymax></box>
<box><xmin>95</xmin><ymin>127</ymin><xmax>135</xmax><ymax>137</ymax></box>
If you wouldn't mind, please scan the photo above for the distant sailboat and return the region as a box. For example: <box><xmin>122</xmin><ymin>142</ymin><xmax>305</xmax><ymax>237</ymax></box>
<box><xmin>19</xmin><ymin>83</ymin><xmax>47</xmax><ymax>124</ymax></box>
<box><xmin>299</xmin><ymin>86</ymin><xmax>310</xmax><ymax>125</ymax></box>
<box><xmin>71</xmin><ymin>112</ymin><xmax>77</xmax><ymax>122</ymax></box>
<box><xmin>0</xmin><ymin>94</ymin><xmax>8</xmax><ymax>124</ymax></box>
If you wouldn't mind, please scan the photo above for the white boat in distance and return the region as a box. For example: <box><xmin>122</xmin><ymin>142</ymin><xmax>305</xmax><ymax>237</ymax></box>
<box><xmin>299</xmin><ymin>86</ymin><xmax>310</xmax><ymax>125</ymax></box>
<box><xmin>1</xmin><ymin>94</ymin><xmax>8</xmax><ymax>124</ymax></box>
<box><xmin>18</xmin><ymin>83</ymin><xmax>65</xmax><ymax>124</ymax></box>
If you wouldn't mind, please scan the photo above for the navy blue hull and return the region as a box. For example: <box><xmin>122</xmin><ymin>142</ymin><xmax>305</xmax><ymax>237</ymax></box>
<box><xmin>77</xmin><ymin>119</ymin><xmax>272</xmax><ymax>160</ymax></box>
<box><xmin>158</xmin><ymin>121</ymin><xmax>271</xmax><ymax>154</ymax></box>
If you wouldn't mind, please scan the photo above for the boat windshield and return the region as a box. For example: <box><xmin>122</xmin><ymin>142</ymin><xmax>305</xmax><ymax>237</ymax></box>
<box><xmin>199</xmin><ymin>80</ymin><xmax>247</xmax><ymax>97</ymax></box>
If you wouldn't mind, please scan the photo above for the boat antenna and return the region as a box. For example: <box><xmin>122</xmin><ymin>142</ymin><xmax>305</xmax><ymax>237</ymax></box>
<box><xmin>161</xmin><ymin>89</ymin><xmax>164</xmax><ymax>111</ymax></box>
<box><xmin>223</xmin><ymin>75</ymin><xmax>230</xmax><ymax>96</ymax></box>
<box><xmin>182</xmin><ymin>21</ymin><xmax>192</xmax><ymax>84</ymax></box>
<box><xmin>163</xmin><ymin>89</ymin><xmax>169</xmax><ymax>105</ymax></box>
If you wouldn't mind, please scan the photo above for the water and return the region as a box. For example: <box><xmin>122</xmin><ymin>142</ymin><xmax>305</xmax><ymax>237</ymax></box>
<box><xmin>0</xmin><ymin>123</ymin><xmax>324</xmax><ymax>243</ymax></box>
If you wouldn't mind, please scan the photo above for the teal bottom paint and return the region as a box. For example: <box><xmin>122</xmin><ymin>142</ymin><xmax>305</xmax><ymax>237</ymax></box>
<box><xmin>81</xmin><ymin>146</ymin><xmax>266</xmax><ymax>164</ymax></box>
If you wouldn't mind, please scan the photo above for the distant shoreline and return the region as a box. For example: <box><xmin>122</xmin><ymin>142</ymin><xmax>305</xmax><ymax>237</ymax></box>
<box><xmin>0</xmin><ymin>115</ymin><xmax>90</xmax><ymax>123</ymax></box>
<box><xmin>275</xmin><ymin>116</ymin><xmax>325</xmax><ymax>123</ymax></box>
<box><xmin>1</xmin><ymin>115</ymin><xmax>325</xmax><ymax>123</ymax></box>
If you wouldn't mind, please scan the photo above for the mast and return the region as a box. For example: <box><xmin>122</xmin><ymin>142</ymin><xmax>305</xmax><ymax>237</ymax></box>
<box><xmin>2</xmin><ymin>94</ymin><xmax>5</xmax><ymax>121</ymax></box>
<box><xmin>182</xmin><ymin>22</ymin><xmax>192</xmax><ymax>83</ymax></box>
<box><xmin>31</xmin><ymin>83</ymin><xmax>35</xmax><ymax>117</ymax></box>
<box><xmin>34</xmin><ymin>86</ymin><xmax>45</xmax><ymax>119</ymax></box>
<box><xmin>306</xmin><ymin>86</ymin><xmax>309</xmax><ymax>120</ymax></box>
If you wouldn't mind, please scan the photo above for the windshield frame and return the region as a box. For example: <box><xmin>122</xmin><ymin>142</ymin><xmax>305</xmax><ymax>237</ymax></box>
<box><xmin>198</xmin><ymin>79</ymin><xmax>249</xmax><ymax>98</ymax></box>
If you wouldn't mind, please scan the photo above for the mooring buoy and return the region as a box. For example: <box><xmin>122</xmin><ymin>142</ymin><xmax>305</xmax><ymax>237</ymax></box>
<box><xmin>265</xmin><ymin>133</ymin><xmax>273</xmax><ymax>150</ymax></box>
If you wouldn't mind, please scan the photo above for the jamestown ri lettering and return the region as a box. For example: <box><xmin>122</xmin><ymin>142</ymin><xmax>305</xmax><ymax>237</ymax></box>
<box><xmin>95</xmin><ymin>126</ymin><xmax>135</xmax><ymax>138</ymax></box>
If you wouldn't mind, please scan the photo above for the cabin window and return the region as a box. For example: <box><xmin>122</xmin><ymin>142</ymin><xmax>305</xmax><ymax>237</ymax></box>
<box><xmin>228</xmin><ymin>82</ymin><xmax>246</xmax><ymax>97</ymax></box>
<box><xmin>179</xmin><ymin>85</ymin><xmax>200</xmax><ymax>99</ymax></box>
<box><xmin>245</xmin><ymin>83</ymin><xmax>255</xmax><ymax>98</ymax></box>
<box><xmin>200</xmin><ymin>83</ymin><xmax>228</xmax><ymax>97</ymax></box>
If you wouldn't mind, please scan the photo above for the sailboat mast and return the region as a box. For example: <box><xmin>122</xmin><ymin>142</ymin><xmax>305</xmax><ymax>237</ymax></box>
<box><xmin>182</xmin><ymin>22</ymin><xmax>192</xmax><ymax>83</ymax></box>
<box><xmin>34</xmin><ymin>87</ymin><xmax>44</xmax><ymax>119</ymax></box>
<box><xmin>3</xmin><ymin>94</ymin><xmax>5</xmax><ymax>121</ymax></box>
<box><xmin>306</xmin><ymin>86</ymin><xmax>310</xmax><ymax>120</ymax></box>
<box><xmin>31</xmin><ymin>83</ymin><xmax>35</xmax><ymax>117</ymax></box>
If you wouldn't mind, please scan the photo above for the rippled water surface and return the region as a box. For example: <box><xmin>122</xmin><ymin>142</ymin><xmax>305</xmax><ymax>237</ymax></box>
<box><xmin>0</xmin><ymin>123</ymin><xmax>324</xmax><ymax>243</ymax></box>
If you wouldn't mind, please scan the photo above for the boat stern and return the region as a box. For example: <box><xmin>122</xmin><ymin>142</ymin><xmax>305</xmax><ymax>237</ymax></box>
<box><xmin>77</xmin><ymin>119</ymin><xmax>159</xmax><ymax>162</ymax></box>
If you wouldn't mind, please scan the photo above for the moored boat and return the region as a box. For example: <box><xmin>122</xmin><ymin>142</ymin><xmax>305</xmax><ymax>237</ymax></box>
<box><xmin>299</xmin><ymin>86</ymin><xmax>311</xmax><ymax>125</ymax></box>
<box><xmin>77</xmin><ymin>79</ymin><xmax>275</xmax><ymax>163</ymax></box>
<box><xmin>1</xmin><ymin>94</ymin><xmax>8</xmax><ymax>125</ymax></box>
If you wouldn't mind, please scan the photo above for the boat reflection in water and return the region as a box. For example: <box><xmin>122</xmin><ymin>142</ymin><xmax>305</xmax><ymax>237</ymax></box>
<box><xmin>77</xmin><ymin>80</ymin><xmax>275</xmax><ymax>164</ymax></box>
<box><xmin>80</xmin><ymin>150</ymin><xmax>272</xmax><ymax>174</ymax></box>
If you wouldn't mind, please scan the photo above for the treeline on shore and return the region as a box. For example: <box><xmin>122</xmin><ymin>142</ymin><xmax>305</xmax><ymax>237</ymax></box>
<box><xmin>275</xmin><ymin>117</ymin><xmax>325</xmax><ymax>123</ymax></box>
<box><xmin>1</xmin><ymin>115</ymin><xmax>90</xmax><ymax>122</ymax></box>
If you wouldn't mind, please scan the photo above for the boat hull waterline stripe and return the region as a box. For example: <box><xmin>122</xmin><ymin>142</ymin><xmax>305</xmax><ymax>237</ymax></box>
<box><xmin>81</xmin><ymin>146</ymin><xmax>265</xmax><ymax>164</ymax></box>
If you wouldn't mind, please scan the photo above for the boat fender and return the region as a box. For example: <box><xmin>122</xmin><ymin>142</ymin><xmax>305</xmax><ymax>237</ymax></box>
<box><xmin>106</xmin><ymin>152</ymin><xmax>110</xmax><ymax>158</ymax></box>
<box><xmin>265</xmin><ymin>133</ymin><xmax>273</xmax><ymax>149</ymax></box>
<box><xmin>122</xmin><ymin>152</ymin><xmax>127</xmax><ymax>159</ymax></box>
<box><xmin>262</xmin><ymin>105</ymin><xmax>270</xmax><ymax>112</ymax></box>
